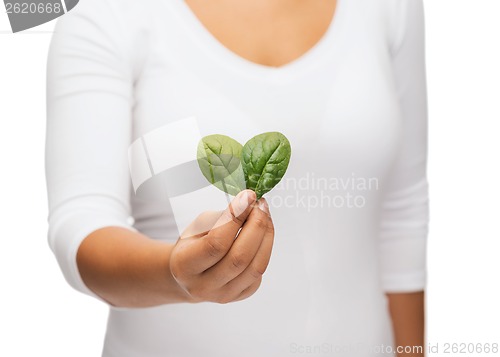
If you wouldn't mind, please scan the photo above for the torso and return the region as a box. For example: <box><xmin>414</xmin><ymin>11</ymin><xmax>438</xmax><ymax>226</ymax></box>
<box><xmin>184</xmin><ymin>0</ymin><xmax>338</xmax><ymax>67</ymax></box>
<box><xmin>47</xmin><ymin>0</ymin><xmax>427</xmax><ymax>355</ymax></box>
<box><xmin>107</xmin><ymin>0</ymin><xmax>406</xmax><ymax>355</ymax></box>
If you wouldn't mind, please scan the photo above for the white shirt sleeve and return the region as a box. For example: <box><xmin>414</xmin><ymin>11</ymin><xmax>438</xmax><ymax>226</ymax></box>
<box><xmin>45</xmin><ymin>0</ymin><xmax>138</xmax><ymax>300</ymax></box>
<box><xmin>378</xmin><ymin>0</ymin><xmax>430</xmax><ymax>293</ymax></box>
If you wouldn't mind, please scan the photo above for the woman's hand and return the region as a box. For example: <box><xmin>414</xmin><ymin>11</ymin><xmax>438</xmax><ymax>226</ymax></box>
<box><xmin>75</xmin><ymin>189</ymin><xmax>273</xmax><ymax>307</ymax></box>
<box><xmin>169</xmin><ymin>189</ymin><xmax>274</xmax><ymax>304</ymax></box>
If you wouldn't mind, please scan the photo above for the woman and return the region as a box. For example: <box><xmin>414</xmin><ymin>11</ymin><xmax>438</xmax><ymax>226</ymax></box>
<box><xmin>46</xmin><ymin>0</ymin><xmax>428</xmax><ymax>356</ymax></box>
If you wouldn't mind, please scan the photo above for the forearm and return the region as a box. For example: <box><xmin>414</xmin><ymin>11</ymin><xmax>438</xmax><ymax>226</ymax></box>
<box><xmin>387</xmin><ymin>291</ymin><xmax>425</xmax><ymax>357</ymax></box>
<box><xmin>76</xmin><ymin>227</ymin><xmax>192</xmax><ymax>308</ymax></box>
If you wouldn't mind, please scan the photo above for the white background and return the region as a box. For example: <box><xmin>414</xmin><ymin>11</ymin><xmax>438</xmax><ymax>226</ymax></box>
<box><xmin>1</xmin><ymin>1</ymin><xmax>499</xmax><ymax>356</ymax></box>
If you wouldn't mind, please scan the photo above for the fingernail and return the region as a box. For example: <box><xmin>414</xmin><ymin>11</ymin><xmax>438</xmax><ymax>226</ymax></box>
<box><xmin>257</xmin><ymin>198</ymin><xmax>270</xmax><ymax>215</ymax></box>
<box><xmin>233</xmin><ymin>190</ymin><xmax>252</xmax><ymax>217</ymax></box>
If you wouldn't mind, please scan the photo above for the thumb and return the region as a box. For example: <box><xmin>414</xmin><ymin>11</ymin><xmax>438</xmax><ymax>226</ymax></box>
<box><xmin>209</xmin><ymin>189</ymin><xmax>257</xmax><ymax>237</ymax></box>
<box><xmin>181</xmin><ymin>189</ymin><xmax>257</xmax><ymax>273</ymax></box>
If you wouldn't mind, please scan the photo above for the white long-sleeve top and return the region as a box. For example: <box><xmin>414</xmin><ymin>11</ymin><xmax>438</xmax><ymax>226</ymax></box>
<box><xmin>45</xmin><ymin>0</ymin><xmax>429</xmax><ymax>356</ymax></box>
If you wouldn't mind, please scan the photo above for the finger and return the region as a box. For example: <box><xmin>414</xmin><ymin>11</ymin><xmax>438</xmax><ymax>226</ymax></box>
<box><xmin>233</xmin><ymin>277</ymin><xmax>262</xmax><ymax>302</ymax></box>
<box><xmin>222</xmin><ymin>210</ymin><xmax>274</xmax><ymax>293</ymax></box>
<box><xmin>202</xmin><ymin>198</ymin><xmax>272</xmax><ymax>286</ymax></box>
<box><xmin>208</xmin><ymin>189</ymin><xmax>257</xmax><ymax>236</ymax></box>
<box><xmin>182</xmin><ymin>189</ymin><xmax>257</xmax><ymax>274</ymax></box>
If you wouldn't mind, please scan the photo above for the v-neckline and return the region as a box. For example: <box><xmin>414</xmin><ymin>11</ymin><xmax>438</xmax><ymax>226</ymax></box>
<box><xmin>167</xmin><ymin>0</ymin><xmax>348</xmax><ymax>84</ymax></box>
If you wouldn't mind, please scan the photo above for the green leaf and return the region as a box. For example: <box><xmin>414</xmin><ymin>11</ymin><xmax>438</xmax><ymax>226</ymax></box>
<box><xmin>241</xmin><ymin>132</ymin><xmax>291</xmax><ymax>199</ymax></box>
<box><xmin>197</xmin><ymin>134</ymin><xmax>246</xmax><ymax>196</ymax></box>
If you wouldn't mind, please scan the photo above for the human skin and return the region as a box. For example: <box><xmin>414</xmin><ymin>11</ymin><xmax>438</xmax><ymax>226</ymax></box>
<box><xmin>387</xmin><ymin>291</ymin><xmax>425</xmax><ymax>356</ymax></box>
<box><xmin>182</xmin><ymin>1</ymin><xmax>426</xmax><ymax>355</ymax></box>
<box><xmin>77</xmin><ymin>0</ymin><xmax>425</xmax><ymax>355</ymax></box>
<box><xmin>77</xmin><ymin>190</ymin><xmax>274</xmax><ymax>307</ymax></box>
